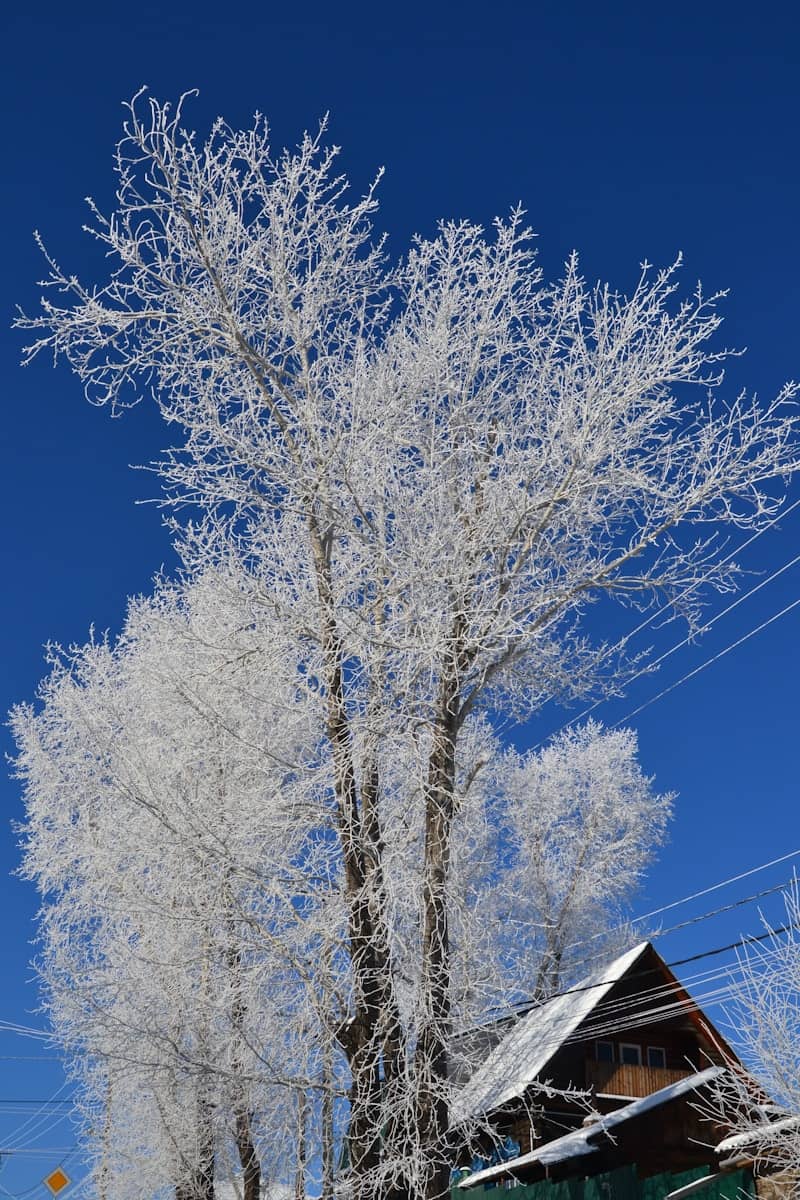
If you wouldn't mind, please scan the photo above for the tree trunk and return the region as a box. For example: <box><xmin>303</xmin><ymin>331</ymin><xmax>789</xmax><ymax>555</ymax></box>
<box><xmin>321</xmin><ymin>1010</ymin><xmax>336</xmax><ymax>1200</ymax></box>
<box><xmin>313</xmin><ymin>544</ymin><xmax>386</xmax><ymax>1197</ymax></box>
<box><xmin>175</xmin><ymin>1119</ymin><xmax>214</xmax><ymax>1200</ymax></box>
<box><xmin>234</xmin><ymin>1107</ymin><xmax>260</xmax><ymax>1200</ymax></box>
<box><xmin>416</xmin><ymin>675</ymin><xmax>461</xmax><ymax>1200</ymax></box>
<box><xmin>225</xmin><ymin>930</ymin><xmax>262</xmax><ymax>1200</ymax></box>
<box><xmin>295</xmin><ymin>1089</ymin><xmax>308</xmax><ymax>1200</ymax></box>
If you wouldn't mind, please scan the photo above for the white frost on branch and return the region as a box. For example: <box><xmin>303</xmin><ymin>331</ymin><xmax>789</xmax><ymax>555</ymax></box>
<box><xmin>13</xmin><ymin>90</ymin><xmax>800</xmax><ymax>1200</ymax></box>
<box><xmin>698</xmin><ymin>887</ymin><xmax>800</xmax><ymax>1194</ymax></box>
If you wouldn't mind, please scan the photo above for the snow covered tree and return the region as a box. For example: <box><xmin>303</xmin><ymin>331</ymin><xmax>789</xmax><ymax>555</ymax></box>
<box><xmin>487</xmin><ymin>723</ymin><xmax>673</xmax><ymax>1003</ymax></box>
<box><xmin>15</xmin><ymin>91</ymin><xmax>800</xmax><ymax>1199</ymax></box>
<box><xmin>698</xmin><ymin>887</ymin><xmax>800</xmax><ymax>1194</ymax></box>
<box><xmin>11</xmin><ymin>572</ymin><xmax>331</xmax><ymax>1200</ymax></box>
<box><xmin>12</xmin><ymin>575</ymin><xmax>671</xmax><ymax>1200</ymax></box>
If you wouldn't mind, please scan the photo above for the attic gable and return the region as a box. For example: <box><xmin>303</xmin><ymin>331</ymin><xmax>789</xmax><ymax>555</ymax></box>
<box><xmin>452</xmin><ymin>940</ymin><xmax>739</xmax><ymax>1124</ymax></box>
<box><xmin>451</xmin><ymin>941</ymin><xmax>650</xmax><ymax>1123</ymax></box>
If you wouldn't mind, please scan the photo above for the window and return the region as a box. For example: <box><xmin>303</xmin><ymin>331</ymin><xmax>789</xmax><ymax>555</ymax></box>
<box><xmin>647</xmin><ymin>1046</ymin><xmax>667</xmax><ymax>1069</ymax></box>
<box><xmin>595</xmin><ymin>1040</ymin><xmax>614</xmax><ymax>1063</ymax></box>
<box><xmin>619</xmin><ymin>1043</ymin><xmax>642</xmax><ymax>1066</ymax></box>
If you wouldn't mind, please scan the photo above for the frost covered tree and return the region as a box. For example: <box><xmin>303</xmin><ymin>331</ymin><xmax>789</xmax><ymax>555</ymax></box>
<box><xmin>13</xmin><ymin>578</ymin><xmax>671</xmax><ymax>1200</ymax></box>
<box><xmin>487</xmin><ymin>723</ymin><xmax>673</xmax><ymax>1003</ymax></box>
<box><xmin>12</xmin><ymin>573</ymin><xmax>331</xmax><ymax>1200</ymax></box>
<box><xmin>15</xmin><ymin>90</ymin><xmax>800</xmax><ymax>1199</ymax></box>
<box><xmin>698</xmin><ymin>888</ymin><xmax>800</xmax><ymax>1193</ymax></box>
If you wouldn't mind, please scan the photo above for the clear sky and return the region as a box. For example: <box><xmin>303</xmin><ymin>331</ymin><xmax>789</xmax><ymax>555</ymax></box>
<box><xmin>1</xmin><ymin>0</ymin><xmax>799</xmax><ymax>1193</ymax></box>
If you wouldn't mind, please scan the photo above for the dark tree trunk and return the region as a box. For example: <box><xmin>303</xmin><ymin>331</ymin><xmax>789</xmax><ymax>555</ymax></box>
<box><xmin>321</xmin><ymin>1014</ymin><xmax>336</xmax><ymax>1200</ymax></box>
<box><xmin>295</xmin><ymin>1089</ymin><xmax>308</xmax><ymax>1200</ymax></box>
<box><xmin>234</xmin><ymin>1107</ymin><xmax>260</xmax><ymax>1200</ymax></box>
<box><xmin>175</xmin><ymin>1128</ymin><xmax>214</xmax><ymax>1200</ymax></box>
<box><xmin>416</xmin><ymin>667</ymin><xmax>461</xmax><ymax>1200</ymax></box>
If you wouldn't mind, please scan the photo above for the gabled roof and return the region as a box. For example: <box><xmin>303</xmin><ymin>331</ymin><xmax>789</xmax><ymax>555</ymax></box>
<box><xmin>452</xmin><ymin>941</ymin><xmax>650</xmax><ymax>1123</ymax></box>
<box><xmin>458</xmin><ymin>1066</ymin><xmax>726</xmax><ymax>1189</ymax></box>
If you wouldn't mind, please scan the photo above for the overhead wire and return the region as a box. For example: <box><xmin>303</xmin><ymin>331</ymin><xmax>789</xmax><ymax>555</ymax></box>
<box><xmin>531</xmin><ymin>496</ymin><xmax>800</xmax><ymax>750</ymax></box>
<box><xmin>509</xmin><ymin>921</ymin><xmax>798</xmax><ymax>1018</ymax></box>
<box><xmin>612</xmin><ymin>592</ymin><xmax>800</xmax><ymax>726</ymax></box>
<box><xmin>561</xmin><ymin>878</ymin><xmax>795</xmax><ymax>984</ymax></box>
<box><xmin>465</xmin><ymin>945</ymin><xmax>755</xmax><ymax>1069</ymax></box>
<box><xmin>562</xmin><ymin>848</ymin><xmax>800</xmax><ymax>959</ymax></box>
<box><xmin>525</xmin><ymin>963</ymin><xmax>739</xmax><ymax>1042</ymax></box>
<box><xmin>0</xmin><ymin>1025</ymin><xmax>50</xmax><ymax>1043</ymax></box>
<box><xmin>0</xmin><ymin>1083</ymin><xmax>73</xmax><ymax>1156</ymax></box>
<box><xmin>0</xmin><ymin>1149</ymin><xmax>75</xmax><ymax>1157</ymax></box>
<box><xmin>0</xmin><ymin>1112</ymin><xmax>72</xmax><ymax>1155</ymax></box>
<box><xmin>565</xmin><ymin>967</ymin><xmax>741</xmax><ymax>1035</ymax></box>
<box><xmin>465</xmin><ymin>888</ymin><xmax>786</xmax><ymax>1036</ymax></box>
<box><xmin>465</xmin><ymin>948</ymin><xmax>775</xmax><ymax>1082</ymax></box>
<box><xmin>603</xmin><ymin>547</ymin><xmax>800</xmax><ymax>722</ymax></box>
<box><xmin>0</xmin><ymin>1103</ymin><xmax>73</xmax><ymax>1108</ymax></box>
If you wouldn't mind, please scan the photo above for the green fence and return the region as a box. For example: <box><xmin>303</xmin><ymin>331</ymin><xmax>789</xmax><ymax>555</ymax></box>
<box><xmin>454</xmin><ymin>1165</ymin><xmax>756</xmax><ymax>1200</ymax></box>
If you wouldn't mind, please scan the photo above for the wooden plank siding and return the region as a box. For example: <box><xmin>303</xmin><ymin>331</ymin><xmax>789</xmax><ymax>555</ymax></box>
<box><xmin>586</xmin><ymin>1060</ymin><xmax>693</xmax><ymax>1097</ymax></box>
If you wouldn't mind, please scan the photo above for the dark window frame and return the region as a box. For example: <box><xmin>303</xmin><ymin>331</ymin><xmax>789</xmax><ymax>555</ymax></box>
<box><xmin>646</xmin><ymin>1045</ymin><xmax>667</xmax><ymax>1069</ymax></box>
<box><xmin>595</xmin><ymin>1040</ymin><xmax>615</xmax><ymax>1063</ymax></box>
<box><xmin>619</xmin><ymin>1042</ymin><xmax>642</xmax><ymax>1066</ymax></box>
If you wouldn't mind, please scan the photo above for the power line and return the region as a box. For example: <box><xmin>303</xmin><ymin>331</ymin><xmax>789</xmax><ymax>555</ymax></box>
<box><xmin>463</xmin><ymin>854</ymin><xmax>800</xmax><ymax>1035</ymax></box>
<box><xmin>612</xmin><ymin>548</ymin><xmax>800</xmax><ymax>705</ymax></box>
<box><xmin>0</xmin><ymin>1102</ymin><xmax>74</xmax><ymax>1108</ymax></box>
<box><xmin>612</xmin><ymin>592</ymin><xmax>800</xmax><ymax>726</ymax></box>
<box><xmin>563</xmin><ymin>848</ymin><xmax>800</xmax><ymax>959</ymax></box>
<box><xmin>669</xmin><ymin>922</ymin><xmax>797</xmax><ymax>969</ymax></box>
<box><xmin>629</xmin><ymin>850</ymin><xmax>800</xmax><ymax>927</ymax></box>
<box><xmin>0</xmin><ymin>1149</ymin><xmax>76</xmax><ymax>1157</ymax></box>
<box><xmin>464</xmin><ymin>938</ymin><xmax>786</xmax><ymax>1074</ymax></box>
<box><xmin>532</xmin><ymin>496</ymin><xmax>800</xmax><ymax>749</ymax></box>
<box><xmin>0</xmin><ymin>1084</ymin><xmax>73</xmax><ymax>1156</ymax></box>
<box><xmin>563</xmin><ymin>880</ymin><xmax>791</xmax><ymax>983</ymax></box>
<box><xmin>637</xmin><ymin>881</ymin><xmax>787</xmax><ymax>941</ymax></box>
<box><xmin>513</xmin><ymin>921</ymin><xmax>798</xmax><ymax>1016</ymax></box>
<box><xmin>577</xmin><ymin>542</ymin><xmax>800</xmax><ymax>734</ymax></box>
<box><xmin>0</xmin><ymin>1025</ymin><xmax>49</xmax><ymax>1042</ymax></box>
<box><xmin>0</xmin><ymin>1112</ymin><xmax>74</xmax><ymax>1121</ymax></box>
<box><xmin>467</xmin><ymin>929</ymin><xmax>756</xmax><ymax>1044</ymax></box>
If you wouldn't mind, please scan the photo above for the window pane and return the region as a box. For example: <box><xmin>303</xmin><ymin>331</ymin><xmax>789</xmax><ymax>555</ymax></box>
<box><xmin>620</xmin><ymin>1043</ymin><xmax>641</xmax><ymax>1066</ymax></box>
<box><xmin>595</xmin><ymin>1041</ymin><xmax>614</xmax><ymax>1063</ymax></box>
<box><xmin>647</xmin><ymin>1046</ymin><xmax>666</xmax><ymax>1068</ymax></box>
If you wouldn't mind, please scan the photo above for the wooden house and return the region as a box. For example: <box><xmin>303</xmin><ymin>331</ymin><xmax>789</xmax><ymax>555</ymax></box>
<box><xmin>451</xmin><ymin>941</ymin><xmax>745</xmax><ymax>1192</ymax></box>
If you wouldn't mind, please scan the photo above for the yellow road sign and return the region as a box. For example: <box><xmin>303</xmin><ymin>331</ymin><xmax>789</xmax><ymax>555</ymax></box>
<box><xmin>44</xmin><ymin>1167</ymin><xmax>70</xmax><ymax>1195</ymax></box>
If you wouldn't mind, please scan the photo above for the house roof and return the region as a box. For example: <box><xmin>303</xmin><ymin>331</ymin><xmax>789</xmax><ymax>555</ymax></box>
<box><xmin>452</xmin><ymin>941</ymin><xmax>650</xmax><ymax>1123</ymax></box>
<box><xmin>458</xmin><ymin>1066</ymin><xmax>726</xmax><ymax>1189</ymax></box>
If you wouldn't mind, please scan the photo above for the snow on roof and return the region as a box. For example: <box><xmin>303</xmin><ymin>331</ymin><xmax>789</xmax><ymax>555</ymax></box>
<box><xmin>457</xmin><ymin>1066</ymin><xmax>725</xmax><ymax>1190</ymax></box>
<box><xmin>451</xmin><ymin>941</ymin><xmax>650</xmax><ymax>1123</ymax></box>
<box><xmin>716</xmin><ymin>1113</ymin><xmax>800</xmax><ymax>1156</ymax></box>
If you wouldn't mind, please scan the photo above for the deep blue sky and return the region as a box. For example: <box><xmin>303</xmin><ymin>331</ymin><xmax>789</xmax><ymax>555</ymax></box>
<box><xmin>1</xmin><ymin>0</ymin><xmax>800</xmax><ymax>1192</ymax></box>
